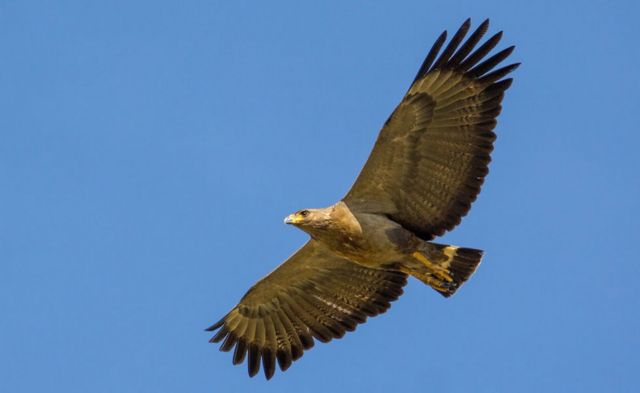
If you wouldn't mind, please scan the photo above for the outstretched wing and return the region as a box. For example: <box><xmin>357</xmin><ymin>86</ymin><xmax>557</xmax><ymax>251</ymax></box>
<box><xmin>343</xmin><ymin>19</ymin><xmax>518</xmax><ymax>240</ymax></box>
<box><xmin>207</xmin><ymin>240</ymin><xmax>407</xmax><ymax>379</ymax></box>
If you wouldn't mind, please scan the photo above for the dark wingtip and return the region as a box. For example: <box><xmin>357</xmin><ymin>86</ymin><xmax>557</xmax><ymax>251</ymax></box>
<box><xmin>504</xmin><ymin>45</ymin><xmax>516</xmax><ymax>56</ymax></box>
<box><xmin>209</xmin><ymin>326</ymin><xmax>228</xmax><ymax>343</ymax></box>
<box><xmin>233</xmin><ymin>339</ymin><xmax>247</xmax><ymax>365</ymax></box>
<box><xmin>497</xmin><ymin>78</ymin><xmax>514</xmax><ymax>90</ymax></box>
<box><xmin>432</xmin><ymin>19</ymin><xmax>472</xmax><ymax>69</ymax></box>
<box><xmin>247</xmin><ymin>343</ymin><xmax>261</xmax><ymax>377</ymax></box>
<box><xmin>447</xmin><ymin>18</ymin><xmax>491</xmax><ymax>67</ymax></box>
<box><xmin>411</xmin><ymin>30</ymin><xmax>448</xmax><ymax>85</ymax></box>
<box><xmin>205</xmin><ymin>317</ymin><xmax>225</xmax><ymax>332</ymax></box>
<box><xmin>459</xmin><ymin>30</ymin><xmax>505</xmax><ymax>71</ymax></box>
<box><xmin>262</xmin><ymin>348</ymin><xmax>276</xmax><ymax>380</ymax></box>
<box><xmin>220</xmin><ymin>332</ymin><xmax>237</xmax><ymax>352</ymax></box>
<box><xmin>475</xmin><ymin>19</ymin><xmax>491</xmax><ymax>39</ymax></box>
<box><xmin>276</xmin><ymin>349</ymin><xmax>293</xmax><ymax>372</ymax></box>
<box><xmin>469</xmin><ymin>45</ymin><xmax>516</xmax><ymax>78</ymax></box>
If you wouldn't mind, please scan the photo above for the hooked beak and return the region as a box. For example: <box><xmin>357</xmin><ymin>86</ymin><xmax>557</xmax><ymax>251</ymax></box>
<box><xmin>284</xmin><ymin>214</ymin><xmax>297</xmax><ymax>225</ymax></box>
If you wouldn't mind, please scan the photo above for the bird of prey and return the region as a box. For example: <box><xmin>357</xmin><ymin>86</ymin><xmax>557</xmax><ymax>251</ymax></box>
<box><xmin>208</xmin><ymin>18</ymin><xmax>518</xmax><ymax>379</ymax></box>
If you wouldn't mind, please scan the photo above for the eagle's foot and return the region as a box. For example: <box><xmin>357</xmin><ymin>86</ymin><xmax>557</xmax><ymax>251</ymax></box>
<box><xmin>422</xmin><ymin>275</ymin><xmax>457</xmax><ymax>293</ymax></box>
<box><xmin>411</xmin><ymin>251</ymin><xmax>454</xmax><ymax>283</ymax></box>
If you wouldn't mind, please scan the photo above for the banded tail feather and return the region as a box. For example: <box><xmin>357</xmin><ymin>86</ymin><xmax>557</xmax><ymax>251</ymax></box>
<box><xmin>407</xmin><ymin>242</ymin><xmax>483</xmax><ymax>297</ymax></box>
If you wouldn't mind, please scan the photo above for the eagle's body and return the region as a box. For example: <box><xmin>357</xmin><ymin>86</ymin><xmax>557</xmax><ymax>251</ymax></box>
<box><xmin>294</xmin><ymin>203</ymin><xmax>415</xmax><ymax>267</ymax></box>
<box><xmin>287</xmin><ymin>202</ymin><xmax>479</xmax><ymax>296</ymax></box>
<box><xmin>208</xmin><ymin>19</ymin><xmax>518</xmax><ymax>380</ymax></box>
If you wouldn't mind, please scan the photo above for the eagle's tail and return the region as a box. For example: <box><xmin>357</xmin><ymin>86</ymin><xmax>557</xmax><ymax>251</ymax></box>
<box><xmin>404</xmin><ymin>243</ymin><xmax>483</xmax><ymax>297</ymax></box>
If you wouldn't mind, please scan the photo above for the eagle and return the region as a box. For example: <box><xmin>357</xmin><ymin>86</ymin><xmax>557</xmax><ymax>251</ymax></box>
<box><xmin>208</xmin><ymin>18</ymin><xmax>518</xmax><ymax>379</ymax></box>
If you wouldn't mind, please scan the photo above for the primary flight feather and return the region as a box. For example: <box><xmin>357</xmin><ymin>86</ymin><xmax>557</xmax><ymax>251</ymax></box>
<box><xmin>208</xmin><ymin>18</ymin><xmax>518</xmax><ymax>380</ymax></box>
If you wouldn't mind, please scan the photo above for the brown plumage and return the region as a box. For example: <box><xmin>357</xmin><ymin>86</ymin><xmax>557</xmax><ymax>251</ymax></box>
<box><xmin>208</xmin><ymin>19</ymin><xmax>518</xmax><ymax>379</ymax></box>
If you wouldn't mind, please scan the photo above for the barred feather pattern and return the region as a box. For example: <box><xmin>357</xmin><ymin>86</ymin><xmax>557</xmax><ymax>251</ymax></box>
<box><xmin>344</xmin><ymin>18</ymin><xmax>519</xmax><ymax>240</ymax></box>
<box><xmin>207</xmin><ymin>241</ymin><xmax>407</xmax><ymax>380</ymax></box>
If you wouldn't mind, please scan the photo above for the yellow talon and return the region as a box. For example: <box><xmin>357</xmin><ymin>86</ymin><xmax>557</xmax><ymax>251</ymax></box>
<box><xmin>411</xmin><ymin>250</ymin><xmax>430</xmax><ymax>264</ymax></box>
<box><xmin>423</xmin><ymin>275</ymin><xmax>450</xmax><ymax>292</ymax></box>
<box><xmin>411</xmin><ymin>251</ymin><xmax>454</xmax><ymax>283</ymax></box>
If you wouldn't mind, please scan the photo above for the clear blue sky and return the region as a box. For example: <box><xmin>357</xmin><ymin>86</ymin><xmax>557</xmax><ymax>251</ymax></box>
<box><xmin>2</xmin><ymin>1</ymin><xmax>639</xmax><ymax>392</ymax></box>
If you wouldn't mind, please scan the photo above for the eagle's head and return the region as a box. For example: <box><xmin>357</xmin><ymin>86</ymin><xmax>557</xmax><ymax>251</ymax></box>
<box><xmin>284</xmin><ymin>203</ymin><xmax>361</xmax><ymax>242</ymax></box>
<box><xmin>284</xmin><ymin>208</ymin><xmax>332</xmax><ymax>233</ymax></box>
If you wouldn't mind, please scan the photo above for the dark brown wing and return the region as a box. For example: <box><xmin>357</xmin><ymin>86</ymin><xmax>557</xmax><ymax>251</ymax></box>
<box><xmin>343</xmin><ymin>19</ymin><xmax>519</xmax><ymax>240</ymax></box>
<box><xmin>207</xmin><ymin>240</ymin><xmax>407</xmax><ymax>380</ymax></box>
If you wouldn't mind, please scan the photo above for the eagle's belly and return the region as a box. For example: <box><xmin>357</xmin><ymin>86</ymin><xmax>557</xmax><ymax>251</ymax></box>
<box><xmin>320</xmin><ymin>212</ymin><xmax>419</xmax><ymax>268</ymax></box>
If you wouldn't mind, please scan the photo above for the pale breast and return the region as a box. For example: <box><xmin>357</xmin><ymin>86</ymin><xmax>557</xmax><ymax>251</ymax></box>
<box><xmin>329</xmin><ymin>211</ymin><xmax>417</xmax><ymax>267</ymax></box>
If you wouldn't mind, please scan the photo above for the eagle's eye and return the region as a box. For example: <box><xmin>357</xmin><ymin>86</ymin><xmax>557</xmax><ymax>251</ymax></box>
<box><xmin>299</xmin><ymin>210</ymin><xmax>310</xmax><ymax>217</ymax></box>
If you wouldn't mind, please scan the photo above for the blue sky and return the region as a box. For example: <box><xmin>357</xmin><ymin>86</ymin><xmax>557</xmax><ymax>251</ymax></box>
<box><xmin>2</xmin><ymin>1</ymin><xmax>639</xmax><ymax>392</ymax></box>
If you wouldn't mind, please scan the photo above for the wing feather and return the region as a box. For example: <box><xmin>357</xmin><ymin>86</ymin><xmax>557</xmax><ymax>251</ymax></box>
<box><xmin>343</xmin><ymin>19</ymin><xmax>518</xmax><ymax>239</ymax></box>
<box><xmin>448</xmin><ymin>19</ymin><xmax>490</xmax><ymax>66</ymax></box>
<box><xmin>460</xmin><ymin>31</ymin><xmax>504</xmax><ymax>70</ymax></box>
<box><xmin>207</xmin><ymin>241</ymin><xmax>407</xmax><ymax>379</ymax></box>
<box><xmin>432</xmin><ymin>18</ymin><xmax>471</xmax><ymax>70</ymax></box>
<box><xmin>413</xmin><ymin>32</ymin><xmax>447</xmax><ymax>83</ymax></box>
<box><xmin>233</xmin><ymin>339</ymin><xmax>247</xmax><ymax>365</ymax></box>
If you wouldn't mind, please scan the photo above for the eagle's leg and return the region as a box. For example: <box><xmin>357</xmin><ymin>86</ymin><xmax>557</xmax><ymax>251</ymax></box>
<box><xmin>411</xmin><ymin>250</ymin><xmax>454</xmax><ymax>283</ymax></box>
<box><xmin>418</xmin><ymin>273</ymin><xmax>455</xmax><ymax>293</ymax></box>
<box><xmin>402</xmin><ymin>243</ymin><xmax>483</xmax><ymax>297</ymax></box>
